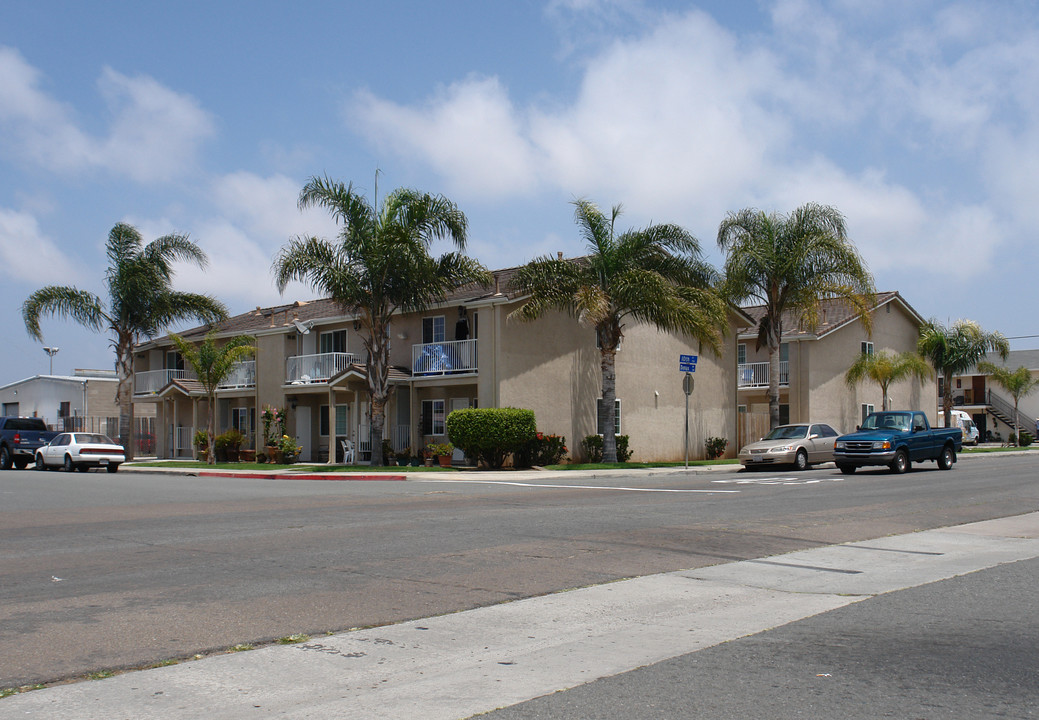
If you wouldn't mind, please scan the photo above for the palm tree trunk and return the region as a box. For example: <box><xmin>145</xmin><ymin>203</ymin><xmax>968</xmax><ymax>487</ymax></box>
<box><xmin>116</xmin><ymin>339</ymin><xmax>136</xmax><ymax>461</ymax></box>
<box><xmin>600</xmin><ymin>344</ymin><xmax>618</xmax><ymax>463</ymax></box>
<box><xmin>942</xmin><ymin>371</ymin><xmax>954</xmax><ymax>429</ymax></box>
<box><xmin>880</xmin><ymin>381</ymin><xmax>890</xmax><ymax>411</ymax></box>
<box><xmin>1014</xmin><ymin>397</ymin><xmax>1020</xmax><ymax>447</ymax></box>
<box><xmin>206</xmin><ymin>394</ymin><xmax>216</xmax><ymax>465</ymax></box>
<box><xmin>768</xmin><ymin>343</ymin><xmax>780</xmax><ymax>430</ymax></box>
<box><xmin>366</xmin><ymin>318</ymin><xmax>391</xmax><ymax>466</ymax></box>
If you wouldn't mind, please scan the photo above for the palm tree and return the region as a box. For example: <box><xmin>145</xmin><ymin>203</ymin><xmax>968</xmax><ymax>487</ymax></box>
<box><xmin>23</xmin><ymin>223</ymin><xmax>227</xmax><ymax>459</ymax></box>
<box><xmin>976</xmin><ymin>362</ymin><xmax>1039</xmax><ymax>446</ymax></box>
<box><xmin>168</xmin><ymin>331</ymin><xmax>256</xmax><ymax>464</ymax></box>
<box><xmin>273</xmin><ymin>175</ymin><xmax>491</xmax><ymax>466</ymax></box>
<box><xmin>718</xmin><ymin>203</ymin><xmax>876</xmax><ymax>430</ymax></box>
<box><xmin>845</xmin><ymin>350</ymin><xmax>933</xmax><ymax>411</ymax></box>
<box><xmin>918</xmin><ymin>319</ymin><xmax>1009</xmax><ymax>429</ymax></box>
<box><xmin>511</xmin><ymin>199</ymin><xmax>728</xmax><ymax>463</ymax></box>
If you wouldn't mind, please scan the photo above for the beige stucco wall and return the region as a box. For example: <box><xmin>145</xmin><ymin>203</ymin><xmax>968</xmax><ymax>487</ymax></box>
<box><xmin>491</xmin><ymin>303</ymin><xmax>738</xmax><ymax>462</ymax></box>
<box><xmin>807</xmin><ymin>302</ymin><xmax>933</xmax><ymax>432</ymax></box>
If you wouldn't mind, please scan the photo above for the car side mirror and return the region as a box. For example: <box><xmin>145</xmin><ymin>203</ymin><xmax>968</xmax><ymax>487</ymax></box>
<box><xmin>855</xmin><ymin>426</ymin><xmax>861</xmax><ymax>431</ymax></box>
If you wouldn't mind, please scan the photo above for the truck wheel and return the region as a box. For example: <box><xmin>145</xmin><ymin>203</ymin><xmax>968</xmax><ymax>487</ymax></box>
<box><xmin>794</xmin><ymin>449</ymin><xmax>809</xmax><ymax>471</ymax></box>
<box><xmin>889</xmin><ymin>449</ymin><xmax>909</xmax><ymax>474</ymax></box>
<box><xmin>0</xmin><ymin>446</ymin><xmax>11</xmax><ymax>470</ymax></box>
<box><xmin>837</xmin><ymin>464</ymin><xmax>856</xmax><ymax>475</ymax></box>
<box><xmin>937</xmin><ymin>445</ymin><xmax>955</xmax><ymax>470</ymax></box>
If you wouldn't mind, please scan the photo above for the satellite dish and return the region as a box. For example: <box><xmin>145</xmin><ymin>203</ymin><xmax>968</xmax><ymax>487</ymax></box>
<box><xmin>293</xmin><ymin>319</ymin><xmax>312</xmax><ymax>335</ymax></box>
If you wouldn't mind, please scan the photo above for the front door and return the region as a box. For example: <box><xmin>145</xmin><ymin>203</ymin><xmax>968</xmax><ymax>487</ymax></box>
<box><xmin>972</xmin><ymin>375</ymin><xmax>986</xmax><ymax>405</ymax></box>
<box><xmin>296</xmin><ymin>407</ymin><xmax>311</xmax><ymax>462</ymax></box>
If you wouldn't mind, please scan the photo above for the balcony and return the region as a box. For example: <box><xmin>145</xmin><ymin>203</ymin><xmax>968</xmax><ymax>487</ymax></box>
<box><xmin>412</xmin><ymin>339</ymin><xmax>477</xmax><ymax>376</ymax></box>
<box><xmin>738</xmin><ymin>361</ymin><xmax>789</xmax><ymax>389</ymax></box>
<box><xmin>217</xmin><ymin>360</ymin><xmax>256</xmax><ymax>390</ymax></box>
<box><xmin>286</xmin><ymin>352</ymin><xmax>359</xmax><ymax>385</ymax></box>
<box><xmin>135</xmin><ymin>368</ymin><xmax>197</xmax><ymax>395</ymax></box>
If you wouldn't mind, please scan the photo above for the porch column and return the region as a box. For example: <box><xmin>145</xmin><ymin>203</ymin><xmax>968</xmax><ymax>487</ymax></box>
<box><xmin>327</xmin><ymin>386</ymin><xmax>336</xmax><ymax>464</ymax></box>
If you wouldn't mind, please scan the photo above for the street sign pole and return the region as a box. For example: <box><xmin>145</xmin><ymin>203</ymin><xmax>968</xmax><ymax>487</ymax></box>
<box><xmin>682</xmin><ymin>371</ymin><xmax>693</xmax><ymax>469</ymax></box>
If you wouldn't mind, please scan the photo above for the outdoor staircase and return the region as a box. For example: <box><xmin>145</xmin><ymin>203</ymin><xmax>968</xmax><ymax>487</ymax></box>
<box><xmin>983</xmin><ymin>389</ymin><xmax>1037</xmax><ymax>437</ymax></box>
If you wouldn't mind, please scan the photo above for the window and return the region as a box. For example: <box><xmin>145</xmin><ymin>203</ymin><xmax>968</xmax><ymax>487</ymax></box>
<box><xmin>58</xmin><ymin>401</ymin><xmax>70</xmax><ymax>418</ymax></box>
<box><xmin>422</xmin><ymin>316</ymin><xmax>445</xmax><ymax>344</ymax></box>
<box><xmin>861</xmin><ymin>403</ymin><xmax>875</xmax><ymax>425</ymax></box>
<box><xmin>165</xmin><ymin>350</ymin><xmax>184</xmax><ymax>370</ymax></box>
<box><xmin>737</xmin><ymin>344</ymin><xmax>747</xmax><ymax>365</ymax></box>
<box><xmin>320</xmin><ymin>330</ymin><xmax>347</xmax><ymax>354</ymax></box>
<box><xmin>779</xmin><ymin>404</ymin><xmax>790</xmax><ymax>426</ymax></box>
<box><xmin>232</xmin><ymin>407</ymin><xmax>255</xmax><ymax>441</ymax></box>
<box><xmin>596</xmin><ymin>398</ymin><xmax>622</xmax><ymax>435</ymax></box>
<box><xmin>422</xmin><ymin>399</ymin><xmax>446</xmax><ymax>436</ymax></box>
<box><xmin>319</xmin><ymin>404</ymin><xmax>348</xmax><ymax>437</ymax></box>
<box><xmin>861</xmin><ymin>341</ymin><xmax>874</xmax><ymax>355</ymax></box>
<box><xmin>779</xmin><ymin>343</ymin><xmax>790</xmax><ymax>363</ymax></box>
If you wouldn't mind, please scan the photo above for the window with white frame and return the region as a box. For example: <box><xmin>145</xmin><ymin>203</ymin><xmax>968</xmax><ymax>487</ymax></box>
<box><xmin>421</xmin><ymin>399</ymin><xmax>446</xmax><ymax>436</ymax></box>
<box><xmin>232</xmin><ymin>407</ymin><xmax>255</xmax><ymax>443</ymax></box>
<box><xmin>320</xmin><ymin>330</ymin><xmax>347</xmax><ymax>354</ymax></box>
<box><xmin>861</xmin><ymin>341</ymin><xmax>874</xmax><ymax>355</ymax></box>
<box><xmin>422</xmin><ymin>316</ymin><xmax>445</xmax><ymax>344</ymax></box>
<box><xmin>319</xmin><ymin>404</ymin><xmax>348</xmax><ymax>437</ymax></box>
<box><xmin>737</xmin><ymin>343</ymin><xmax>747</xmax><ymax>365</ymax></box>
<box><xmin>596</xmin><ymin>398</ymin><xmax>622</xmax><ymax>436</ymax></box>
<box><xmin>861</xmin><ymin>403</ymin><xmax>875</xmax><ymax>425</ymax></box>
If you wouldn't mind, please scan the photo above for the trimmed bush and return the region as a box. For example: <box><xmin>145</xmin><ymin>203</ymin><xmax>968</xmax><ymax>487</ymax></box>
<box><xmin>446</xmin><ymin>407</ymin><xmax>537</xmax><ymax>469</ymax></box>
<box><xmin>581</xmin><ymin>434</ymin><xmax>632</xmax><ymax>463</ymax></box>
<box><xmin>514</xmin><ymin>432</ymin><xmax>569</xmax><ymax>468</ymax></box>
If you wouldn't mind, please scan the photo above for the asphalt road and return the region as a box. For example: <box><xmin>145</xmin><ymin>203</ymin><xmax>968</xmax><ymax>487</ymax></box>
<box><xmin>2</xmin><ymin>453</ymin><xmax>1038</xmax><ymax>689</ymax></box>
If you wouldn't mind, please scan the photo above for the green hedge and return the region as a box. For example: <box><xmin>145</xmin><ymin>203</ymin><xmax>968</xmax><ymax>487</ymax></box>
<box><xmin>446</xmin><ymin>407</ymin><xmax>537</xmax><ymax>469</ymax></box>
<box><xmin>581</xmin><ymin>434</ymin><xmax>632</xmax><ymax>463</ymax></box>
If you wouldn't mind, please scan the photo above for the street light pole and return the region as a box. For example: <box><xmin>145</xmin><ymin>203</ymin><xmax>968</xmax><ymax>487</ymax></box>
<box><xmin>42</xmin><ymin>346</ymin><xmax>59</xmax><ymax>375</ymax></box>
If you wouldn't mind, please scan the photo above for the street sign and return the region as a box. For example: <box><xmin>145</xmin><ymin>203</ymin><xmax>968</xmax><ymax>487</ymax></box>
<box><xmin>679</xmin><ymin>354</ymin><xmax>698</xmax><ymax>373</ymax></box>
<box><xmin>682</xmin><ymin>372</ymin><xmax>694</xmax><ymax>395</ymax></box>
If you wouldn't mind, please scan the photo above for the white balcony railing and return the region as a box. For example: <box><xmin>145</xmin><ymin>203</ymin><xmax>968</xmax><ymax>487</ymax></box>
<box><xmin>412</xmin><ymin>339</ymin><xmax>478</xmax><ymax>376</ymax></box>
<box><xmin>134</xmin><ymin>368</ymin><xmax>197</xmax><ymax>395</ymax></box>
<box><xmin>738</xmin><ymin>361</ymin><xmax>790</xmax><ymax>388</ymax></box>
<box><xmin>286</xmin><ymin>352</ymin><xmax>359</xmax><ymax>384</ymax></box>
<box><xmin>217</xmin><ymin>360</ymin><xmax>256</xmax><ymax>389</ymax></box>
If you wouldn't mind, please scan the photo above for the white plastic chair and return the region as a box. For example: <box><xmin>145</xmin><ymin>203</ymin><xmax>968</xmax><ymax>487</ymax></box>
<box><xmin>340</xmin><ymin>439</ymin><xmax>355</xmax><ymax>464</ymax></box>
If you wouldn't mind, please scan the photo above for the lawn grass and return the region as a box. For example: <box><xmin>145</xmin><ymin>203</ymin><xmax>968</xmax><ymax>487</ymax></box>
<box><xmin>961</xmin><ymin>445</ymin><xmax>1037</xmax><ymax>454</ymax></box>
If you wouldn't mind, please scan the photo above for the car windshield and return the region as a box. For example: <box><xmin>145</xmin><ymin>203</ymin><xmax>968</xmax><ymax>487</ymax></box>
<box><xmin>763</xmin><ymin>425</ymin><xmax>808</xmax><ymax>440</ymax></box>
<box><xmin>861</xmin><ymin>413</ymin><xmax>911</xmax><ymax>431</ymax></box>
<box><xmin>74</xmin><ymin>434</ymin><xmax>115</xmax><ymax>444</ymax></box>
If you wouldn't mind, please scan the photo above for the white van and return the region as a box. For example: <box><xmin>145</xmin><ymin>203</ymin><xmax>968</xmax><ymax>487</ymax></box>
<box><xmin>938</xmin><ymin>409</ymin><xmax>980</xmax><ymax>445</ymax></box>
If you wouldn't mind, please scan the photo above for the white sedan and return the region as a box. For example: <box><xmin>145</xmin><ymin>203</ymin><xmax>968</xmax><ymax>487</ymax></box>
<box><xmin>35</xmin><ymin>432</ymin><xmax>125</xmax><ymax>473</ymax></box>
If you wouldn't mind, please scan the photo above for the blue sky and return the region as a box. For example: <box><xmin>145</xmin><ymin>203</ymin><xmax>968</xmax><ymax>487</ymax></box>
<box><xmin>2</xmin><ymin>0</ymin><xmax>1037</xmax><ymax>381</ymax></box>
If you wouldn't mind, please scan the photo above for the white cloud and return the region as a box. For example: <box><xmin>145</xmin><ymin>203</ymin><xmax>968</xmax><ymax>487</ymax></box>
<box><xmin>0</xmin><ymin>46</ymin><xmax>214</xmax><ymax>182</ymax></box>
<box><xmin>0</xmin><ymin>209</ymin><xmax>81</xmax><ymax>285</ymax></box>
<box><xmin>347</xmin><ymin>2</ymin><xmax>1039</xmax><ymax>284</ymax></box>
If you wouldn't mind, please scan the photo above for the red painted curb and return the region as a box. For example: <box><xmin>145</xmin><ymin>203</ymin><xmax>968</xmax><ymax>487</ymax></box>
<box><xmin>197</xmin><ymin>471</ymin><xmax>407</xmax><ymax>481</ymax></box>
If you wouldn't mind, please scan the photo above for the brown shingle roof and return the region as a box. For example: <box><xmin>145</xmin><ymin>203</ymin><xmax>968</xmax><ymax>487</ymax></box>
<box><xmin>737</xmin><ymin>291</ymin><xmax>920</xmax><ymax>339</ymax></box>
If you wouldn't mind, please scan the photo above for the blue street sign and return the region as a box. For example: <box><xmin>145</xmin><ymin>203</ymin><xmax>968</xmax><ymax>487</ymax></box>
<box><xmin>679</xmin><ymin>354</ymin><xmax>698</xmax><ymax>372</ymax></box>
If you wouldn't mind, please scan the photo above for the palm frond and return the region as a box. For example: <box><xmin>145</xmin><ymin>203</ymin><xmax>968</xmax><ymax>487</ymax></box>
<box><xmin>22</xmin><ymin>286</ymin><xmax>108</xmax><ymax>341</ymax></box>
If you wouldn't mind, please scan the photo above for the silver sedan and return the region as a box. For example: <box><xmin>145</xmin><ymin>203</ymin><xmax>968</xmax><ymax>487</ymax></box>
<box><xmin>738</xmin><ymin>423</ymin><xmax>841</xmax><ymax>471</ymax></box>
<box><xmin>35</xmin><ymin>432</ymin><xmax>125</xmax><ymax>473</ymax></box>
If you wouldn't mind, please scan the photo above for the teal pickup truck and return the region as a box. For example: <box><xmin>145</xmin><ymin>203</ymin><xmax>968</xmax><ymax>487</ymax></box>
<box><xmin>833</xmin><ymin>411</ymin><xmax>961</xmax><ymax>475</ymax></box>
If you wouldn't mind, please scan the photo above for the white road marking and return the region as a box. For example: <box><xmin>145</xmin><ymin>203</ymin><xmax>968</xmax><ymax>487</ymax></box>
<box><xmin>712</xmin><ymin>476</ymin><xmax>844</xmax><ymax>486</ymax></box>
<box><xmin>421</xmin><ymin>479</ymin><xmax>740</xmax><ymax>493</ymax></box>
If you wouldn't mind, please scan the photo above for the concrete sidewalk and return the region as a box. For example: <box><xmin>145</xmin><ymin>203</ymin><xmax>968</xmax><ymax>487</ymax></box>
<box><xmin>4</xmin><ymin>511</ymin><xmax>1037</xmax><ymax>719</ymax></box>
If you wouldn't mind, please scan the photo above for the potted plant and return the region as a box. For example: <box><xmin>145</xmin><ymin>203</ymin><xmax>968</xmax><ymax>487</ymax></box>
<box><xmin>216</xmin><ymin>429</ymin><xmax>246</xmax><ymax>462</ymax></box>
<box><xmin>193</xmin><ymin>429</ymin><xmax>209</xmax><ymax>462</ymax></box>
<box><xmin>382</xmin><ymin>439</ymin><xmax>396</xmax><ymax>466</ymax></box>
<box><xmin>426</xmin><ymin>442</ymin><xmax>453</xmax><ymax>467</ymax></box>
<box><xmin>276</xmin><ymin>434</ymin><xmax>302</xmax><ymax>464</ymax></box>
<box><xmin>261</xmin><ymin>405</ymin><xmax>286</xmax><ymax>458</ymax></box>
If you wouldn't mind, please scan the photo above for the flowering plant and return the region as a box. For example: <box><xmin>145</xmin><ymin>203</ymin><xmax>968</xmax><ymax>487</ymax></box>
<box><xmin>276</xmin><ymin>434</ymin><xmax>302</xmax><ymax>457</ymax></box>
<box><xmin>261</xmin><ymin>405</ymin><xmax>286</xmax><ymax>447</ymax></box>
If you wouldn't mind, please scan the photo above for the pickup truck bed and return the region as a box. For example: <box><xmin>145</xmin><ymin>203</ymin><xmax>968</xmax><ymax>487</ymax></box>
<box><xmin>0</xmin><ymin>416</ymin><xmax>60</xmax><ymax>469</ymax></box>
